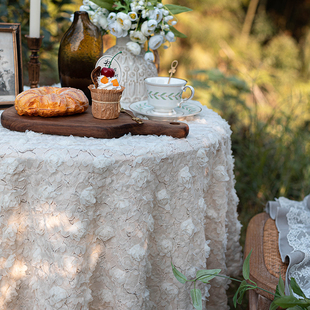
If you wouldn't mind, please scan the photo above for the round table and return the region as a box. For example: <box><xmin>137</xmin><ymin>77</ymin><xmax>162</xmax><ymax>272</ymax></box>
<box><xmin>0</xmin><ymin>104</ymin><xmax>242</xmax><ymax>310</ymax></box>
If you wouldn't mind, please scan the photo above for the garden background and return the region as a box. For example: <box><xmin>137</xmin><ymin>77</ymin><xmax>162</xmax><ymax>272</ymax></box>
<box><xmin>2</xmin><ymin>0</ymin><xmax>310</xmax><ymax>308</ymax></box>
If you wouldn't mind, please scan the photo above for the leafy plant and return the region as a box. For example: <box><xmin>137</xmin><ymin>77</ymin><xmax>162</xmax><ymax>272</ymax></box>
<box><xmin>172</xmin><ymin>250</ymin><xmax>310</xmax><ymax>310</ymax></box>
<box><xmin>190</xmin><ymin>69</ymin><xmax>310</xmax><ymax>251</ymax></box>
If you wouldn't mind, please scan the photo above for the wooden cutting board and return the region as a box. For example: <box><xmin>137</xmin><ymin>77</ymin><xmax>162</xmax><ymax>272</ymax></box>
<box><xmin>1</xmin><ymin>106</ymin><xmax>189</xmax><ymax>139</ymax></box>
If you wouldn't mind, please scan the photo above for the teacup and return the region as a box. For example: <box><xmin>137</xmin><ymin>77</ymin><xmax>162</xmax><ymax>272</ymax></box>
<box><xmin>145</xmin><ymin>77</ymin><xmax>195</xmax><ymax>114</ymax></box>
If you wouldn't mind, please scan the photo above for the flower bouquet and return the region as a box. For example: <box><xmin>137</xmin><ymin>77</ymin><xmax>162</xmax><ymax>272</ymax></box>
<box><xmin>80</xmin><ymin>0</ymin><xmax>192</xmax><ymax>61</ymax></box>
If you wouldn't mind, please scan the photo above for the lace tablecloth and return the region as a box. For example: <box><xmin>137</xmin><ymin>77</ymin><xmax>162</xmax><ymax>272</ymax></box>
<box><xmin>267</xmin><ymin>195</ymin><xmax>310</xmax><ymax>297</ymax></box>
<box><xmin>0</xmin><ymin>105</ymin><xmax>242</xmax><ymax>310</ymax></box>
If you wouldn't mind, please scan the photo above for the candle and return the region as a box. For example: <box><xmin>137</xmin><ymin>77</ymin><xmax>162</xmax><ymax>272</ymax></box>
<box><xmin>29</xmin><ymin>0</ymin><xmax>41</xmax><ymax>38</ymax></box>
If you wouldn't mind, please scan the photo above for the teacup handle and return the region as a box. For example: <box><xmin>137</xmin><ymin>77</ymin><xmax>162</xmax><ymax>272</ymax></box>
<box><xmin>178</xmin><ymin>85</ymin><xmax>195</xmax><ymax>107</ymax></box>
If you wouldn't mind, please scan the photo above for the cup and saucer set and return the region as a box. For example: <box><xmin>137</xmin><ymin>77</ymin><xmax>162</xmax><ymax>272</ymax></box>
<box><xmin>129</xmin><ymin>77</ymin><xmax>202</xmax><ymax>121</ymax></box>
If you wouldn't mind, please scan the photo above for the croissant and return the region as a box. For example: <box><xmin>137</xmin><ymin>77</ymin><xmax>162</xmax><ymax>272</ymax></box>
<box><xmin>15</xmin><ymin>86</ymin><xmax>89</xmax><ymax>117</ymax></box>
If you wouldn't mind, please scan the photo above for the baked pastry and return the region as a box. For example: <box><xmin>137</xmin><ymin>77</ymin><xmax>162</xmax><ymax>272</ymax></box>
<box><xmin>15</xmin><ymin>86</ymin><xmax>89</xmax><ymax>117</ymax></box>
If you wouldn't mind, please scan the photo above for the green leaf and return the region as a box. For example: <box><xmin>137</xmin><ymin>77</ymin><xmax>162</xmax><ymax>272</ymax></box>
<box><xmin>290</xmin><ymin>278</ymin><xmax>307</xmax><ymax>299</ymax></box>
<box><xmin>226</xmin><ymin>76</ymin><xmax>251</xmax><ymax>92</ymax></box>
<box><xmin>164</xmin><ymin>4</ymin><xmax>192</xmax><ymax>15</ymax></box>
<box><xmin>273</xmin><ymin>295</ymin><xmax>310</xmax><ymax>307</ymax></box>
<box><xmin>269</xmin><ymin>300</ymin><xmax>279</xmax><ymax>310</ymax></box>
<box><xmin>242</xmin><ymin>250</ymin><xmax>252</xmax><ymax>280</ymax></box>
<box><xmin>90</xmin><ymin>0</ymin><xmax>114</xmax><ymax>10</ymax></box>
<box><xmin>196</xmin><ymin>269</ymin><xmax>221</xmax><ymax>283</ymax></box>
<box><xmin>190</xmin><ymin>288</ymin><xmax>202</xmax><ymax>310</ymax></box>
<box><xmin>169</xmin><ymin>26</ymin><xmax>187</xmax><ymax>38</ymax></box>
<box><xmin>233</xmin><ymin>280</ymin><xmax>255</xmax><ymax>307</ymax></box>
<box><xmin>192</xmin><ymin>80</ymin><xmax>211</xmax><ymax>89</ymax></box>
<box><xmin>275</xmin><ymin>273</ymin><xmax>285</xmax><ymax>297</ymax></box>
<box><xmin>190</xmin><ymin>69</ymin><xmax>209</xmax><ymax>75</ymax></box>
<box><xmin>206</xmin><ymin>69</ymin><xmax>225</xmax><ymax>81</ymax></box>
<box><xmin>171</xmin><ymin>262</ymin><xmax>187</xmax><ymax>284</ymax></box>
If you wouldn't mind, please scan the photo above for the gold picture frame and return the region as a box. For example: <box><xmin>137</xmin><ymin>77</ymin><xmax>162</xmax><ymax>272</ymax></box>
<box><xmin>0</xmin><ymin>23</ymin><xmax>23</xmax><ymax>106</ymax></box>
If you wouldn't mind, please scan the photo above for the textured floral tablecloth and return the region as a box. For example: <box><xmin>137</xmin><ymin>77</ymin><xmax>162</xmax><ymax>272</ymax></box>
<box><xmin>0</xmin><ymin>104</ymin><xmax>242</xmax><ymax>310</ymax></box>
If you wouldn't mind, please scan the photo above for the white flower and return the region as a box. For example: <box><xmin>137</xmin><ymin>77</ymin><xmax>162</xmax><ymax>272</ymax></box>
<box><xmin>126</xmin><ymin>41</ymin><xmax>141</xmax><ymax>55</ymax></box>
<box><xmin>165</xmin><ymin>31</ymin><xmax>175</xmax><ymax>42</ymax></box>
<box><xmin>117</xmin><ymin>12</ymin><xmax>132</xmax><ymax>30</ymax></box>
<box><xmin>87</xmin><ymin>10</ymin><xmax>95</xmax><ymax>16</ymax></box>
<box><xmin>162</xmin><ymin>9</ymin><xmax>169</xmax><ymax>16</ymax></box>
<box><xmin>122</xmin><ymin>19</ymin><xmax>131</xmax><ymax>31</ymax></box>
<box><xmin>141</xmin><ymin>21</ymin><xmax>154</xmax><ymax>36</ymax></box>
<box><xmin>89</xmin><ymin>1</ymin><xmax>99</xmax><ymax>10</ymax></box>
<box><xmin>107</xmin><ymin>12</ymin><xmax>116</xmax><ymax>24</ymax></box>
<box><xmin>164</xmin><ymin>15</ymin><xmax>173</xmax><ymax>22</ymax></box>
<box><xmin>109</xmin><ymin>21</ymin><xmax>127</xmax><ymax>38</ymax></box>
<box><xmin>130</xmin><ymin>30</ymin><xmax>147</xmax><ymax>44</ymax></box>
<box><xmin>128</xmin><ymin>11</ymin><xmax>138</xmax><ymax>21</ymax></box>
<box><xmin>171</xmin><ymin>20</ymin><xmax>177</xmax><ymax>26</ymax></box>
<box><xmin>148</xmin><ymin>34</ymin><xmax>164</xmax><ymax>50</ymax></box>
<box><xmin>148</xmin><ymin>8</ymin><xmax>162</xmax><ymax>23</ymax></box>
<box><xmin>79</xmin><ymin>5</ymin><xmax>90</xmax><ymax>11</ymax></box>
<box><xmin>147</xmin><ymin>20</ymin><xmax>157</xmax><ymax>30</ymax></box>
<box><xmin>98</xmin><ymin>15</ymin><xmax>108</xmax><ymax>29</ymax></box>
<box><xmin>144</xmin><ymin>51</ymin><xmax>154</xmax><ymax>62</ymax></box>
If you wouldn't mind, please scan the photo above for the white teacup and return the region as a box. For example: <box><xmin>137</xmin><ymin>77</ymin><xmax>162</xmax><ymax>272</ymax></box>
<box><xmin>145</xmin><ymin>77</ymin><xmax>195</xmax><ymax>114</ymax></box>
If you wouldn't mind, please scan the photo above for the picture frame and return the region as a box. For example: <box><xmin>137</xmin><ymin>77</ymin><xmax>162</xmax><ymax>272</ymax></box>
<box><xmin>0</xmin><ymin>23</ymin><xmax>23</xmax><ymax>105</ymax></box>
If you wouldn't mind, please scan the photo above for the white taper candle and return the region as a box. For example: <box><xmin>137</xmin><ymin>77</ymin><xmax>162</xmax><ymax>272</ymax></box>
<box><xmin>29</xmin><ymin>0</ymin><xmax>41</xmax><ymax>38</ymax></box>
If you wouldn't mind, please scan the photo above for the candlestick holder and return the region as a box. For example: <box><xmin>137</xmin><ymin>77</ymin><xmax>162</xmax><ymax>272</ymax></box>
<box><xmin>25</xmin><ymin>35</ymin><xmax>43</xmax><ymax>88</ymax></box>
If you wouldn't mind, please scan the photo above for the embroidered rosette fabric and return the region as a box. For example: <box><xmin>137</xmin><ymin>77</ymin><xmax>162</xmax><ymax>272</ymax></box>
<box><xmin>0</xmin><ymin>105</ymin><xmax>242</xmax><ymax>310</ymax></box>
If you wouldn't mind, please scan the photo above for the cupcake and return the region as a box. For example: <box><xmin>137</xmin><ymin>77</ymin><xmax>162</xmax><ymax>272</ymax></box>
<box><xmin>88</xmin><ymin>52</ymin><xmax>125</xmax><ymax>120</ymax></box>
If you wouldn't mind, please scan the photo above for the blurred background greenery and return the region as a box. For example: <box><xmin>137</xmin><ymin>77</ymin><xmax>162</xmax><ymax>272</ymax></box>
<box><xmin>2</xmin><ymin>0</ymin><xmax>310</xmax><ymax>308</ymax></box>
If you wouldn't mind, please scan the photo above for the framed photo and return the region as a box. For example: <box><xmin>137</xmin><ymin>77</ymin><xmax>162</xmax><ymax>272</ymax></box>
<box><xmin>0</xmin><ymin>23</ymin><xmax>23</xmax><ymax>105</ymax></box>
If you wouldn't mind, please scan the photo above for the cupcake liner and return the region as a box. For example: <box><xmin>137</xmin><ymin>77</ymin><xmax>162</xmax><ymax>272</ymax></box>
<box><xmin>88</xmin><ymin>84</ymin><xmax>125</xmax><ymax>119</ymax></box>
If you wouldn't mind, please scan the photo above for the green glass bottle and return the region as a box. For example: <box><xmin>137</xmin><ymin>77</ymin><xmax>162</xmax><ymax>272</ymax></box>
<box><xmin>58</xmin><ymin>11</ymin><xmax>103</xmax><ymax>104</ymax></box>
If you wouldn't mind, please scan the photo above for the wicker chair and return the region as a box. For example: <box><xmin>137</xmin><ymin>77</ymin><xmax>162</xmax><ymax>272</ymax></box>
<box><xmin>244</xmin><ymin>212</ymin><xmax>288</xmax><ymax>310</ymax></box>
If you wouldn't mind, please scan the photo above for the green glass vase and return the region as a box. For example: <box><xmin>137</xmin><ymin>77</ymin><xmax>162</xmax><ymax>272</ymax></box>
<box><xmin>58</xmin><ymin>11</ymin><xmax>103</xmax><ymax>104</ymax></box>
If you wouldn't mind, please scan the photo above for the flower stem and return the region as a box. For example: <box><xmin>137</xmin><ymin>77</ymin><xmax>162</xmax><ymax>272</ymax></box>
<box><xmin>109</xmin><ymin>51</ymin><xmax>122</xmax><ymax>68</ymax></box>
<box><xmin>195</xmin><ymin>273</ymin><xmax>278</xmax><ymax>297</ymax></box>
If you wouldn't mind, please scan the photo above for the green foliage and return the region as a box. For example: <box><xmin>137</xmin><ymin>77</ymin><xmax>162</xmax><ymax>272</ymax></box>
<box><xmin>190</xmin><ymin>69</ymin><xmax>310</xmax><ymax>247</ymax></box>
<box><xmin>172</xmin><ymin>252</ymin><xmax>310</xmax><ymax>310</ymax></box>
<box><xmin>164</xmin><ymin>4</ymin><xmax>192</xmax><ymax>14</ymax></box>
<box><xmin>91</xmin><ymin>0</ymin><xmax>114</xmax><ymax>10</ymax></box>
<box><xmin>191</xmin><ymin>288</ymin><xmax>202</xmax><ymax>310</ymax></box>
<box><xmin>171</xmin><ymin>262</ymin><xmax>187</xmax><ymax>284</ymax></box>
<box><xmin>263</xmin><ymin>34</ymin><xmax>301</xmax><ymax>71</ymax></box>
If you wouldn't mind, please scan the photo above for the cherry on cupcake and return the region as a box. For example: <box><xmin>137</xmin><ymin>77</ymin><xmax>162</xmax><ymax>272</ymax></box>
<box><xmin>101</xmin><ymin>67</ymin><xmax>115</xmax><ymax>78</ymax></box>
<box><xmin>100</xmin><ymin>51</ymin><xmax>122</xmax><ymax>78</ymax></box>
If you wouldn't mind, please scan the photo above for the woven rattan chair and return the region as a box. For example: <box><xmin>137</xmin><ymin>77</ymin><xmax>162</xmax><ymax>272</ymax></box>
<box><xmin>244</xmin><ymin>212</ymin><xmax>288</xmax><ymax>310</ymax></box>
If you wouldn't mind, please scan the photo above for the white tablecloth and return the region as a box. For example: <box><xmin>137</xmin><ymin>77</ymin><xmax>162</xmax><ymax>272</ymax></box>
<box><xmin>0</xmin><ymin>104</ymin><xmax>242</xmax><ymax>310</ymax></box>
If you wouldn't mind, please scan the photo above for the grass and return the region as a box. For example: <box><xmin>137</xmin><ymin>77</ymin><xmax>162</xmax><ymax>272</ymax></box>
<box><xmin>190</xmin><ymin>69</ymin><xmax>310</xmax><ymax>309</ymax></box>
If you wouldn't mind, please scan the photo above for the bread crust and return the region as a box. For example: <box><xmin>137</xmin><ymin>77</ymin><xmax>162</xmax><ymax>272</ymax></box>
<box><xmin>15</xmin><ymin>86</ymin><xmax>89</xmax><ymax>117</ymax></box>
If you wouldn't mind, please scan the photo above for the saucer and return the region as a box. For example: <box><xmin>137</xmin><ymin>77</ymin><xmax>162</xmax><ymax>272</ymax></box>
<box><xmin>129</xmin><ymin>100</ymin><xmax>202</xmax><ymax>121</ymax></box>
